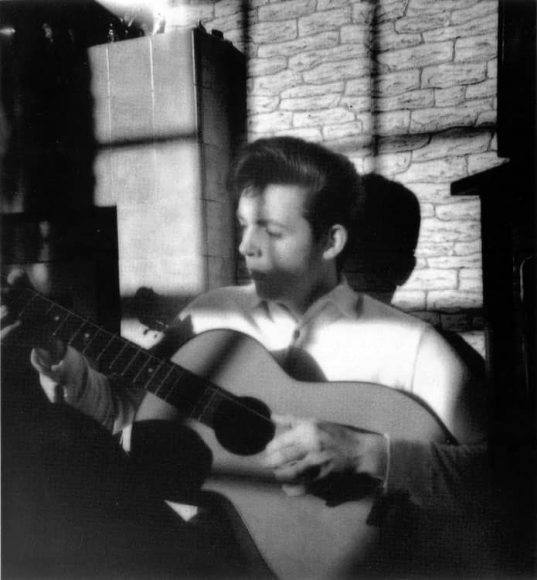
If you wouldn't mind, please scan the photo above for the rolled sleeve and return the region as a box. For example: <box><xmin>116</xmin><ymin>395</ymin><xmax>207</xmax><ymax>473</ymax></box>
<box><xmin>32</xmin><ymin>346</ymin><xmax>144</xmax><ymax>433</ymax></box>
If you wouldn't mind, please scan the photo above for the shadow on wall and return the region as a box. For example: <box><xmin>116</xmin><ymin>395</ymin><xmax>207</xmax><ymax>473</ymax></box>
<box><xmin>345</xmin><ymin>173</ymin><xmax>485</xmax><ymax>371</ymax></box>
<box><xmin>344</xmin><ymin>173</ymin><xmax>420</xmax><ymax>305</ymax></box>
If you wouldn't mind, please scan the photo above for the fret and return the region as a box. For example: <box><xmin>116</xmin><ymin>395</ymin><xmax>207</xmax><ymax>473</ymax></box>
<box><xmin>52</xmin><ymin>311</ymin><xmax>82</xmax><ymax>341</ymax></box>
<box><xmin>69</xmin><ymin>320</ymin><xmax>100</xmax><ymax>353</ymax></box>
<box><xmin>107</xmin><ymin>342</ymin><xmax>140</xmax><ymax>375</ymax></box>
<box><xmin>150</xmin><ymin>364</ymin><xmax>175</xmax><ymax>396</ymax></box>
<box><xmin>67</xmin><ymin>319</ymin><xmax>91</xmax><ymax>349</ymax></box>
<box><xmin>145</xmin><ymin>364</ymin><xmax>212</xmax><ymax>418</ymax></box>
<box><xmin>198</xmin><ymin>387</ymin><xmax>224</xmax><ymax>424</ymax></box>
<box><xmin>131</xmin><ymin>355</ymin><xmax>151</xmax><ymax>384</ymax></box>
<box><xmin>140</xmin><ymin>360</ymin><xmax>169</xmax><ymax>393</ymax></box>
<box><xmin>20</xmin><ymin>292</ymin><xmax>53</xmax><ymax>322</ymax></box>
<box><xmin>114</xmin><ymin>344</ymin><xmax>141</xmax><ymax>380</ymax></box>
<box><xmin>121</xmin><ymin>348</ymin><xmax>141</xmax><ymax>375</ymax></box>
<box><xmin>131</xmin><ymin>353</ymin><xmax>162</xmax><ymax>390</ymax></box>
<box><xmin>94</xmin><ymin>334</ymin><xmax>116</xmax><ymax>362</ymax></box>
<box><xmin>46</xmin><ymin>303</ymin><xmax>70</xmax><ymax>335</ymax></box>
<box><xmin>185</xmin><ymin>375</ymin><xmax>217</xmax><ymax>417</ymax></box>
<box><xmin>43</xmin><ymin>299</ymin><xmax>56</xmax><ymax>316</ymax></box>
<box><xmin>80</xmin><ymin>327</ymin><xmax>111</xmax><ymax>359</ymax></box>
<box><xmin>107</xmin><ymin>341</ymin><xmax>126</xmax><ymax>367</ymax></box>
<box><xmin>94</xmin><ymin>336</ymin><xmax>125</xmax><ymax>373</ymax></box>
<box><xmin>190</xmin><ymin>387</ymin><xmax>216</xmax><ymax>422</ymax></box>
<box><xmin>121</xmin><ymin>351</ymin><xmax>151</xmax><ymax>382</ymax></box>
<box><xmin>17</xmin><ymin>292</ymin><xmax>39</xmax><ymax>318</ymax></box>
<box><xmin>151</xmin><ymin>365</ymin><xmax>185</xmax><ymax>400</ymax></box>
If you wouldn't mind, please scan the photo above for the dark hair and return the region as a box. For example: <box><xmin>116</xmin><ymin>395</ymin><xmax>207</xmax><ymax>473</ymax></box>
<box><xmin>229</xmin><ymin>136</ymin><xmax>365</xmax><ymax>269</ymax></box>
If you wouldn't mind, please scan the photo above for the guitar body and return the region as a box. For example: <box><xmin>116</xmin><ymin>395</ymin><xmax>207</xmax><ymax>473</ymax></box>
<box><xmin>138</xmin><ymin>329</ymin><xmax>453</xmax><ymax>579</ymax></box>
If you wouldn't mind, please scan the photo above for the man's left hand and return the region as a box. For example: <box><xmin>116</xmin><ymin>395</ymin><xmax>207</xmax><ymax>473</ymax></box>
<box><xmin>264</xmin><ymin>416</ymin><xmax>388</xmax><ymax>497</ymax></box>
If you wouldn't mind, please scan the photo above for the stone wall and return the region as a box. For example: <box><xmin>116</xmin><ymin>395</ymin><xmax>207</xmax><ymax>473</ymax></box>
<box><xmin>166</xmin><ymin>0</ymin><xmax>506</xmax><ymax>354</ymax></box>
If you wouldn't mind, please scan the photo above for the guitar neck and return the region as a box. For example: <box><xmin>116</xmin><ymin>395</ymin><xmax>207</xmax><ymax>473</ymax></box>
<box><xmin>13</xmin><ymin>287</ymin><xmax>225</xmax><ymax>426</ymax></box>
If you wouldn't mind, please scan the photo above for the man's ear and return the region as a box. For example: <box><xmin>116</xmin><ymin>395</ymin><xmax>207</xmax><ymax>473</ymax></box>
<box><xmin>322</xmin><ymin>224</ymin><xmax>348</xmax><ymax>261</ymax></box>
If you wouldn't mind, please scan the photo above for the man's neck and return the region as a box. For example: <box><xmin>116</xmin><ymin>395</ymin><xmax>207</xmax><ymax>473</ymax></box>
<box><xmin>277</xmin><ymin>273</ymin><xmax>341</xmax><ymax>321</ymax></box>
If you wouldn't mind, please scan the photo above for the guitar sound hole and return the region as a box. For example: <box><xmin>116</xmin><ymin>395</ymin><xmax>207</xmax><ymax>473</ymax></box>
<box><xmin>212</xmin><ymin>396</ymin><xmax>275</xmax><ymax>456</ymax></box>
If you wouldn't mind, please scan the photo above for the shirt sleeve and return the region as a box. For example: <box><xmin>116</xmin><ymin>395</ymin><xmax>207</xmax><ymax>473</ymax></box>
<box><xmin>31</xmin><ymin>345</ymin><xmax>145</xmax><ymax>434</ymax></box>
<box><xmin>369</xmin><ymin>439</ymin><xmax>504</xmax><ymax>576</ymax></box>
<box><xmin>411</xmin><ymin>326</ymin><xmax>488</xmax><ymax>443</ymax></box>
<box><xmin>381</xmin><ymin>325</ymin><xmax>491</xmax><ymax>508</ymax></box>
<box><xmin>385</xmin><ymin>439</ymin><xmax>490</xmax><ymax>512</ymax></box>
<box><xmin>372</xmin><ymin>330</ymin><xmax>497</xmax><ymax>566</ymax></box>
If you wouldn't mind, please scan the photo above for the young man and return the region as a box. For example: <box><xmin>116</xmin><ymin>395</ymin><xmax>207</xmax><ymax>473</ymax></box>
<box><xmin>23</xmin><ymin>137</ymin><xmax>492</xmax><ymax>574</ymax></box>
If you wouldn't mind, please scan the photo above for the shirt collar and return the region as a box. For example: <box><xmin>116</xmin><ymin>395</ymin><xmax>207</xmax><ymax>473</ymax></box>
<box><xmin>251</xmin><ymin>277</ymin><xmax>361</xmax><ymax>324</ymax></box>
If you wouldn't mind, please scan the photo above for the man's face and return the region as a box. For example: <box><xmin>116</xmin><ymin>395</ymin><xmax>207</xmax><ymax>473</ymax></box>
<box><xmin>237</xmin><ymin>184</ymin><xmax>329</xmax><ymax>315</ymax></box>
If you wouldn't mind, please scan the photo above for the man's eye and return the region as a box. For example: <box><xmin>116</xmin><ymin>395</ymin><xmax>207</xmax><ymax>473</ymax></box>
<box><xmin>265</xmin><ymin>226</ymin><xmax>283</xmax><ymax>238</ymax></box>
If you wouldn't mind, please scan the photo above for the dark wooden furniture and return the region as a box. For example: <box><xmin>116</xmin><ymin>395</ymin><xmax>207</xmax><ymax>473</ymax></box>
<box><xmin>452</xmin><ymin>161</ymin><xmax>536</xmax><ymax>575</ymax></box>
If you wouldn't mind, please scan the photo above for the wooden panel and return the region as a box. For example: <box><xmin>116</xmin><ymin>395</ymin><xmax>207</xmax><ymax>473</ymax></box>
<box><xmin>152</xmin><ymin>31</ymin><xmax>197</xmax><ymax>139</ymax></box>
<box><xmin>88</xmin><ymin>27</ymin><xmax>245</xmax><ymax>307</ymax></box>
<box><xmin>88</xmin><ymin>44</ymin><xmax>112</xmax><ymax>143</ymax></box>
<box><xmin>108</xmin><ymin>37</ymin><xmax>153</xmax><ymax>142</ymax></box>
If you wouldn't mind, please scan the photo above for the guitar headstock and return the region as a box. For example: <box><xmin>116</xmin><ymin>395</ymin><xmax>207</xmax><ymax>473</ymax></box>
<box><xmin>1</xmin><ymin>271</ymin><xmax>37</xmax><ymax>323</ymax></box>
<box><xmin>1</xmin><ymin>271</ymin><xmax>67</xmax><ymax>360</ymax></box>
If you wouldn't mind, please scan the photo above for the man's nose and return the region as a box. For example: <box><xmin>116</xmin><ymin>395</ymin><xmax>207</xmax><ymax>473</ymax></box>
<box><xmin>238</xmin><ymin>227</ymin><xmax>261</xmax><ymax>257</ymax></box>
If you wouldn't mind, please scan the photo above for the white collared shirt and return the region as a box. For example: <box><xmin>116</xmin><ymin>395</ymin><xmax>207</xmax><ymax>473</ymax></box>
<box><xmin>180</xmin><ymin>280</ymin><xmax>427</xmax><ymax>391</ymax></box>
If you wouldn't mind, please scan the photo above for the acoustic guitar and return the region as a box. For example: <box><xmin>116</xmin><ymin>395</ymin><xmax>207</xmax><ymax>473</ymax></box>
<box><xmin>6</xmin><ymin>286</ymin><xmax>455</xmax><ymax>579</ymax></box>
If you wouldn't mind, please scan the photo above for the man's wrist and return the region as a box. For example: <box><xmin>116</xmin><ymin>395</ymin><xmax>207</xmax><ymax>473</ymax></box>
<box><xmin>353</xmin><ymin>432</ymin><xmax>390</xmax><ymax>485</ymax></box>
<box><xmin>379</xmin><ymin>433</ymin><xmax>390</xmax><ymax>490</ymax></box>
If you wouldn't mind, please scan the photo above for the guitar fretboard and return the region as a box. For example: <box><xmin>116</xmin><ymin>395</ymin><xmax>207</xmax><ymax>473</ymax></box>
<box><xmin>15</xmin><ymin>288</ymin><xmax>226</xmax><ymax>426</ymax></box>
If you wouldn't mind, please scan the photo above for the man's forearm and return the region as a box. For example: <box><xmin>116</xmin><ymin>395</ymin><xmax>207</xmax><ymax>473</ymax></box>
<box><xmin>31</xmin><ymin>346</ymin><xmax>143</xmax><ymax>432</ymax></box>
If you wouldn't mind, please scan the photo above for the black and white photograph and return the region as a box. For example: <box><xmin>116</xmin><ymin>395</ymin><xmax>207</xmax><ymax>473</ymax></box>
<box><xmin>1</xmin><ymin>0</ymin><xmax>535</xmax><ymax>577</ymax></box>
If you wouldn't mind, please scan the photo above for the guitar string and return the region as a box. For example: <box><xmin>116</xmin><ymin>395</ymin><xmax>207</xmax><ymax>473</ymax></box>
<box><xmin>13</xmin><ymin>290</ymin><xmax>275</xmax><ymax>427</ymax></box>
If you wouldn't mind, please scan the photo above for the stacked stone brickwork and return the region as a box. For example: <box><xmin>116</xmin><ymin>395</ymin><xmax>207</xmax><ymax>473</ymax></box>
<box><xmin>168</xmin><ymin>0</ymin><xmax>505</xmax><ymax>354</ymax></box>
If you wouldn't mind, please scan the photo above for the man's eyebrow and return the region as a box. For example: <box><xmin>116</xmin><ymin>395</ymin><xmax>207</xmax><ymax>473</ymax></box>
<box><xmin>258</xmin><ymin>218</ymin><xmax>288</xmax><ymax>230</ymax></box>
<box><xmin>236</xmin><ymin>213</ymin><xmax>287</xmax><ymax>229</ymax></box>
